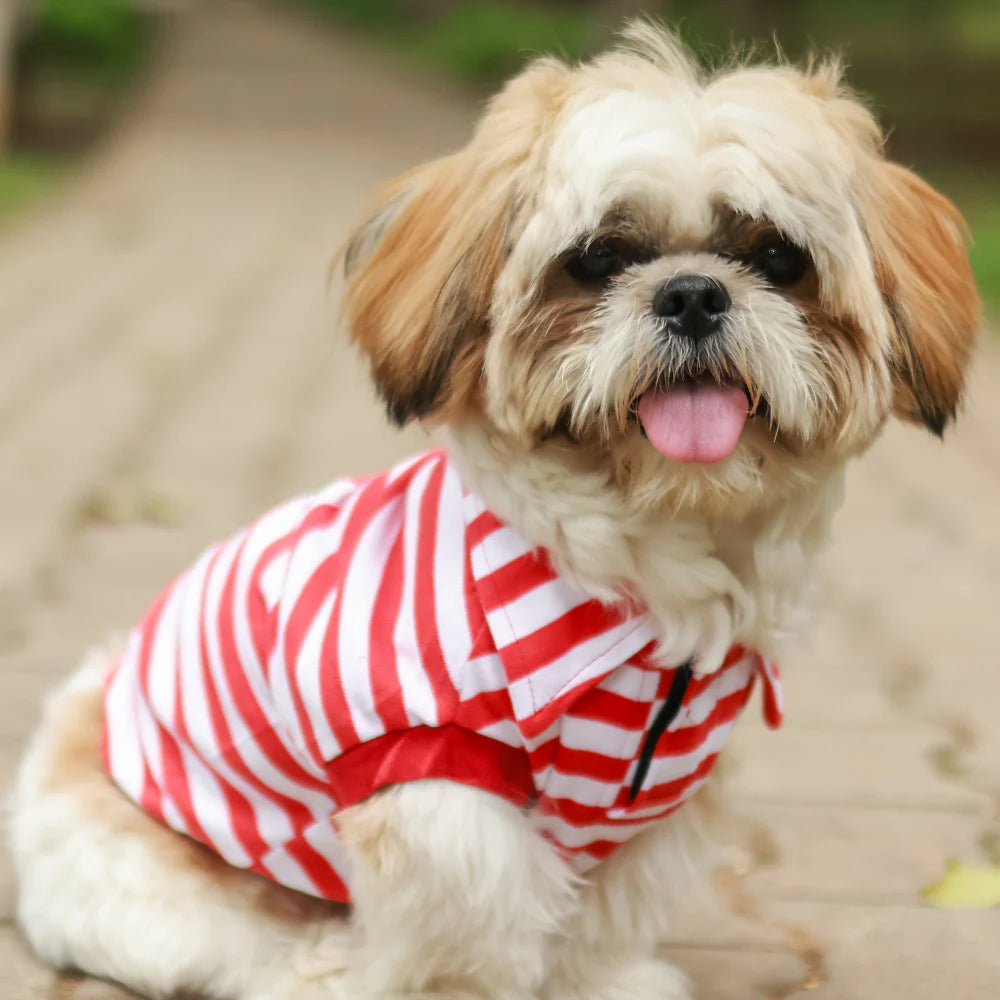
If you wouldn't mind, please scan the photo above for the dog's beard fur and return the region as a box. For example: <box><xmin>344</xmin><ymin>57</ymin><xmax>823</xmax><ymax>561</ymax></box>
<box><xmin>341</xmin><ymin>23</ymin><xmax>979</xmax><ymax>669</ymax></box>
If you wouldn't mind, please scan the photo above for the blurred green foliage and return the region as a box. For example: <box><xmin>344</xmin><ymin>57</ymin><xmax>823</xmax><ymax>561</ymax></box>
<box><xmin>0</xmin><ymin>153</ymin><xmax>63</xmax><ymax>219</ymax></box>
<box><xmin>10</xmin><ymin>0</ymin><xmax>151</xmax><ymax>157</ymax></box>
<box><xmin>302</xmin><ymin>0</ymin><xmax>592</xmax><ymax>81</ymax></box>
<box><xmin>414</xmin><ymin>4</ymin><xmax>589</xmax><ymax>81</ymax></box>
<box><xmin>25</xmin><ymin>0</ymin><xmax>147</xmax><ymax>80</ymax></box>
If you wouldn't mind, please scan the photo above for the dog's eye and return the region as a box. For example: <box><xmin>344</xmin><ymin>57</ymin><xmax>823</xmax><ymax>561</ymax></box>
<box><xmin>747</xmin><ymin>240</ymin><xmax>809</xmax><ymax>286</ymax></box>
<box><xmin>566</xmin><ymin>241</ymin><xmax>627</xmax><ymax>285</ymax></box>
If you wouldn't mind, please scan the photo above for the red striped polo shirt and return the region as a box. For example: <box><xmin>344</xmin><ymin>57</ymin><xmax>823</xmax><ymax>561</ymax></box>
<box><xmin>103</xmin><ymin>449</ymin><xmax>782</xmax><ymax>902</ymax></box>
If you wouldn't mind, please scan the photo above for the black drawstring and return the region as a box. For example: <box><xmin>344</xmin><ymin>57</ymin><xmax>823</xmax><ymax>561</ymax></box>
<box><xmin>628</xmin><ymin>661</ymin><xmax>694</xmax><ymax>802</ymax></box>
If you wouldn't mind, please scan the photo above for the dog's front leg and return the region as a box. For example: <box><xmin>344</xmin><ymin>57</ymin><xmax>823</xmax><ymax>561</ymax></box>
<box><xmin>544</xmin><ymin>806</ymin><xmax>710</xmax><ymax>1000</ymax></box>
<box><xmin>337</xmin><ymin>780</ymin><xmax>578</xmax><ymax>1000</ymax></box>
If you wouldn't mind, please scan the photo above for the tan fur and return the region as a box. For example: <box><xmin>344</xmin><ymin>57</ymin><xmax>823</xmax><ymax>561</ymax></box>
<box><xmin>342</xmin><ymin>60</ymin><xmax>572</xmax><ymax>426</ymax></box>
<box><xmin>864</xmin><ymin>163</ymin><xmax>981</xmax><ymax>433</ymax></box>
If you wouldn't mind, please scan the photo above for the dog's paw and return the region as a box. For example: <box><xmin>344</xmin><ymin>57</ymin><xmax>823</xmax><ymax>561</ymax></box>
<box><xmin>546</xmin><ymin>956</ymin><xmax>691</xmax><ymax>1000</ymax></box>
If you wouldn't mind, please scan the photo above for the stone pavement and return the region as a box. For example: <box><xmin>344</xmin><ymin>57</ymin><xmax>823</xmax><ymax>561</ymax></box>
<box><xmin>1</xmin><ymin>4</ymin><xmax>998</xmax><ymax>998</ymax></box>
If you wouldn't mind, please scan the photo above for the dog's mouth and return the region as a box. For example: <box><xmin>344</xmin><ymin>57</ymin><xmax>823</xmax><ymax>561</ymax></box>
<box><xmin>636</xmin><ymin>378</ymin><xmax>768</xmax><ymax>464</ymax></box>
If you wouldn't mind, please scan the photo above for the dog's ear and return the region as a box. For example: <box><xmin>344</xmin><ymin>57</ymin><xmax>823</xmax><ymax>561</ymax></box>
<box><xmin>341</xmin><ymin>153</ymin><xmax>503</xmax><ymax>427</ymax></box>
<box><xmin>339</xmin><ymin>59</ymin><xmax>570</xmax><ymax>427</ymax></box>
<box><xmin>864</xmin><ymin>162</ymin><xmax>980</xmax><ymax>436</ymax></box>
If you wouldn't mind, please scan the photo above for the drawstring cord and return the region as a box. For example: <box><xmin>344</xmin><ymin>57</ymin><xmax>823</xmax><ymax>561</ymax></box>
<box><xmin>628</xmin><ymin>661</ymin><xmax>694</xmax><ymax>802</ymax></box>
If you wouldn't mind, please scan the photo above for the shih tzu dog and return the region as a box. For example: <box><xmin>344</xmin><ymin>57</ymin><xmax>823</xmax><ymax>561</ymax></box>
<box><xmin>9</xmin><ymin>24</ymin><xmax>979</xmax><ymax>1000</ymax></box>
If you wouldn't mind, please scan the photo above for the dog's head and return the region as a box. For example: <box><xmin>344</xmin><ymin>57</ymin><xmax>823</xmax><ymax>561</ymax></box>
<box><xmin>342</xmin><ymin>25</ymin><xmax>979</xmax><ymax>516</ymax></box>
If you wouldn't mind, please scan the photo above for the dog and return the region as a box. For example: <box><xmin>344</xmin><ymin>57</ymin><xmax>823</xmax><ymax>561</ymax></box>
<box><xmin>9</xmin><ymin>24</ymin><xmax>980</xmax><ymax>1000</ymax></box>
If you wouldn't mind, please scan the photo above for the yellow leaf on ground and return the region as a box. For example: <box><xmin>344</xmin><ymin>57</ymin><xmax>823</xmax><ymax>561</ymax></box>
<box><xmin>923</xmin><ymin>861</ymin><xmax>1000</xmax><ymax>909</ymax></box>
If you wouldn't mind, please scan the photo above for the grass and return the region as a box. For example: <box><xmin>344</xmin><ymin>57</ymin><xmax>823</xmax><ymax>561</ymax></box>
<box><xmin>0</xmin><ymin>154</ymin><xmax>65</xmax><ymax>221</ymax></box>
<box><xmin>967</xmin><ymin>207</ymin><xmax>1000</xmax><ymax>320</ymax></box>
<box><xmin>929</xmin><ymin>173</ymin><xmax>1000</xmax><ymax>319</ymax></box>
<box><xmin>301</xmin><ymin>0</ymin><xmax>595</xmax><ymax>85</ymax></box>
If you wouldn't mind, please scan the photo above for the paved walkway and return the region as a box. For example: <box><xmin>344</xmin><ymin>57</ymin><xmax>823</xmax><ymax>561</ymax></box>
<box><xmin>1</xmin><ymin>4</ymin><xmax>998</xmax><ymax>998</ymax></box>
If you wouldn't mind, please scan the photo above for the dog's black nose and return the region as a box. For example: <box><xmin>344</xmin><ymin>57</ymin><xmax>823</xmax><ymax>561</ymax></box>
<box><xmin>652</xmin><ymin>275</ymin><xmax>731</xmax><ymax>341</ymax></box>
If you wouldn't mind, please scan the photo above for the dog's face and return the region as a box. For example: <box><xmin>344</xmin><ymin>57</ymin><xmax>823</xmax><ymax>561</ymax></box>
<box><xmin>344</xmin><ymin>26</ymin><xmax>979</xmax><ymax>516</ymax></box>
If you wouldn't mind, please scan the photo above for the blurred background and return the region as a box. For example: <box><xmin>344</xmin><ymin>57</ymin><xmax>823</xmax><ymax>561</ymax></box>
<box><xmin>0</xmin><ymin>3</ymin><xmax>998</xmax><ymax>999</ymax></box>
<box><xmin>1</xmin><ymin>0</ymin><xmax>998</xmax><ymax>310</ymax></box>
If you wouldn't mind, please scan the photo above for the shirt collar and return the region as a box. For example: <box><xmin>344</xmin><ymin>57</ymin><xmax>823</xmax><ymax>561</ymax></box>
<box><xmin>463</xmin><ymin>491</ymin><xmax>659</xmax><ymax>739</ymax></box>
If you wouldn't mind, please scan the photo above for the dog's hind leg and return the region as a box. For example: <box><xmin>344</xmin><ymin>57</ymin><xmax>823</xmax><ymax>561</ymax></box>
<box><xmin>8</xmin><ymin>648</ymin><xmax>354</xmax><ymax>1000</ymax></box>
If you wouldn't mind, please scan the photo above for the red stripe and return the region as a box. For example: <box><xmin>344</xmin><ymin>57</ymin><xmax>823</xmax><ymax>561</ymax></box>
<box><xmin>465</xmin><ymin>508</ymin><xmax>505</xmax><ymax>550</ymax></box>
<box><xmin>274</xmin><ymin>502</ymin><xmax>348</xmax><ymax>764</ymax></box>
<box><xmin>475</xmin><ymin>551</ymin><xmax>559</xmax><ymax>613</ymax></box>
<box><xmin>154</xmin><ymin>719</ymin><xmax>212</xmax><ymax>846</ymax></box>
<box><xmin>315</xmin><ymin>476</ymin><xmax>407</xmax><ymax>752</ymax></box>
<box><xmin>463</xmin><ymin>536</ymin><xmax>493</xmax><ymax>659</ymax></box>
<box><xmin>566</xmin><ymin>687</ymin><xmax>653</xmax><ymax>730</ymax></box>
<box><xmin>367</xmin><ymin>529</ymin><xmax>409</xmax><ymax>732</ymax></box>
<box><xmin>499</xmin><ymin>601</ymin><xmax>628</xmax><ymax>683</ymax></box>
<box><xmin>244</xmin><ymin>532</ymin><xmax>296</xmax><ymax>672</ymax></box>
<box><xmin>541</xmin><ymin>771</ymin><xmax>698</xmax><ymax>829</ymax></box>
<box><xmin>454</xmin><ymin>687</ymin><xmax>515</xmax><ymax>731</ymax></box>
<box><xmin>176</xmin><ymin>546</ymin><xmax>271</xmax><ymax>861</ymax></box>
<box><xmin>213</xmin><ymin>535</ymin><xmax>331</xmax><ymax>807</ymax></box>
<box><xmin>535</xmin><ymin>744</ymin><xmax>631</xmax><ymax>784</ymax></box>
<box><xmin>133</xmin><ymin>582</ymin><xmax>182</xmax><ymax>828</ymax></box>
<box><xmin>138</xmin><ymin>757</ymin><xmax>164</xmax><ymax>821</ymax></box>
<box><xmin>411</xmin><ymin>459</ymin><xmax>460</xmax><ymax>723</ymax></box>
<box><xmin>280</xmin><ymin>835</ymin><xmax>350</xmax><ymax>902</ymax></box>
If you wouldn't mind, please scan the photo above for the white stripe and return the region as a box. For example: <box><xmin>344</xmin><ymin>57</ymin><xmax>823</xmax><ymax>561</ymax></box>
<box><xmin>301</xmin><ymin>818</ymin><xmax>354</xmax><ymax>892</ymax></box>
<box><xmin>539</xmin><ymin>771</ymin><xmax>621</xmax><ymax>808</ymax></box>
<box><xmin>760</xmin><ymin>656</ymin><xmax>783</xmax><ymax>715</ymax></box>
<box><xmin>459</xmin><ymin>652</ymin><xmax>508</xmax><ymax>698</ymax></box>
<box><xmin>597</xmin><ymin>662</ymin><xmax>660</xmax><ymax>702</ymax></box>
<box><xmin>432</xmin><ymin>461</ymin><xmax>475</xmax><ymax>691</ymax></box>
<box><xmin>485</xmin><ymin>576</ymin><xmax>593</xmax><ymax>651</ymax></box>
<box><xmin>258</xmin><ymin>549</ymin><xmax>290</xmax><ymax>612</ymax></box>
<box><xmin>556</xmin><ymin>715</ymin><xmax>642</xmax><ymax>759</ymax></box>
<box><xmin>469</xmin><ymin>525</ymin><xmax>536</xmax><ymax>586</ymax></box>
<box><xmin>104</xmin><ymin>636</ymin><xmax>145</xmax><ymax>803</ymax></box>
<box><xmin>392</xmin><ymin>461</ymin><xmax>439</xmax><ymax>727</ymax></box>
<box><xmin>507</xmin><ymin>617</ymin><xmax>657</xmax><ymax>722</ymax></box>
<box><xmin>476</xmin><ymin>717</ymin><xmax>523</xmax><ymax>748</ymax></box>
<box><xmin>676</xmin><ymin>657</ymin><xmax>755</xmax><ymax>728</ymax></box>
<box><xmin>462</xmin><ymin>490</ymin><xmax>488</xmax><ymax>521</ymax></box>
<box><xmin>135</xmin><ymin>576</ymin><xmax>188</xmax><ymax>834</ymax></box>
<box><xmin>260</xmin><ymin>844</ymin><xmax>321</xmax><ymax>898</ymax></box>
<box><xmin>289</xmin><ymin>588</ymin><xmax>341</xmax><ymax>761</ymax></box>
<box><xmin>312</xmin><ymin>477</ymin><xmax>364</xmax><ymax>508</ymax></box>
<box><xmin>178</xmin><ymin>741</ymin><xmax>253</xmax><ymax>867</ymax></box>
<box><xmin>336</xmin><ymin>500</ymin><xmax>405</xmax><ymax>742</ymax></box>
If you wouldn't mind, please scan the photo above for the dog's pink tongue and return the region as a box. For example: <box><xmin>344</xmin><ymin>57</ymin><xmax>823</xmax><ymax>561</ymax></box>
<box><xmin>638</xmin><ymin>383</ymin><xmax>749</xmax><ymax>464</ymax></box>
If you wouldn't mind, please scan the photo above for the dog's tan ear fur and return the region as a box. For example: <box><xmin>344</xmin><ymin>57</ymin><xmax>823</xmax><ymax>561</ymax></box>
<box><xmin>341</xmin><ymin>60</ymin><xmax>570</xmax><ymax>427</ymax></box>
<box><xmin>865</xmin><ymin>162</ymin><xmax>980</xmax><ymax>436</ymax></box>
